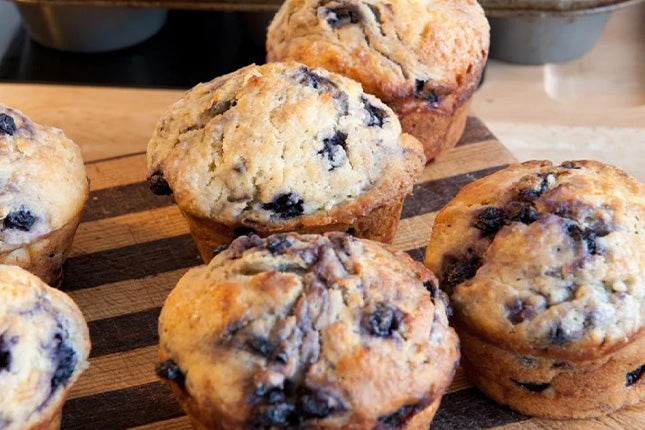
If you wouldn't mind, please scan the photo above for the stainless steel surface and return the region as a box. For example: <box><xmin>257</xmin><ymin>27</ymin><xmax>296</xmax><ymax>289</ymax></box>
<box><xmin>487</xmin><ymin>0</ymin><xmax>645</xmax><ymax>64</ymax></box>
<box><xmin>15</xmin><ymin>4</ymin><xmax>168</xmax><ymax>52</ymax></box>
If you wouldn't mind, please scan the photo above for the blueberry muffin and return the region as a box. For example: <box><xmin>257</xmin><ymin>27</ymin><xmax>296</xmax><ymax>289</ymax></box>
<box><xmin>0</xmin><ymin>104</ymin><xmax>89</xmax><ymax>286</ymax></box>
<box><xmin>146</xmin><ymin>63</ymin><xmax>425</xmax><ymax>262</ymax></box>
<box><xmin>266</xmin><ymin>0</ymin><xmax>489</xmax><ymax>162</ymax></box>
<box><xmin>157</xmin><ymin>232</ymin><xmax>459</xmax><ymax>429</ymax></box>
<box><xmin>0</xmin><ymin>264</ymin><xmax>90</xmax><ymax>430</ymax></box>
<box><xmin>425</xmin><ymin>160</ymin><xmax>645</xmax><ymax>419</ymax></box>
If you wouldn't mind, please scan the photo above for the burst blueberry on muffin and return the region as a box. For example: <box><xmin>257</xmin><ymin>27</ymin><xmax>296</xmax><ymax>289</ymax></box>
<box><xmin>267</xmin><ymin>0</ymin><xmax>489</xmax><ymax>161</ymax></box>
<box><xmin>157</xmin><ymin>232</ymin><xmax>459</xmax><ymax>429</ymax></box>
<box><xmin>146</xmin><ymin>63</ymin><xmax>425</xmax><ymax>262</ymax></box>
<box><xmin>0</xmin><ymin>264</ymin><xmax>90</xmax><ymax>430</ymax></box>
<box><xmin>0</xmin><ymin>104</ymin><xmax>89</xmax><ymax>286</ymax></box>
<box><xmin>425</xmin><ymin>160</ymin><xmax>645</xmax><ymax>418</ymax></box>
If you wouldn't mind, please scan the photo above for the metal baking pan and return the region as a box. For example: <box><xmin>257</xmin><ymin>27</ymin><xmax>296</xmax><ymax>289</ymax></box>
<box><xmin>12</xmin><ymin>3</ymin><xmax>168</xmax><ymax>53</ymax></box>
<box><xmin>482</xmin><ymin>0</ymin><xmax>645</xmax><ymax>64</ymax></box>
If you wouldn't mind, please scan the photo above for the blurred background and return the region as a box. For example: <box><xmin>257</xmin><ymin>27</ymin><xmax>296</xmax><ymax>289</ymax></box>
<box><xmin>0</xmin><ymin>0</ymin><xmax>643</xmax><ymax>178</ymax></box>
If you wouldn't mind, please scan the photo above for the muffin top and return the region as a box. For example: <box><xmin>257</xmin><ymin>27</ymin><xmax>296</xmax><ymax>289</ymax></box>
<box><xmin>0</xmin><ymin>104</ymin><xmax>88</xmax><ymax>252</ymax></box>
<box><xmin>267</xmin><ymin>0</ymin><xmax>489</xmax><ymax>105</ymax></box>
<box><xmin>146</xmin><ymin>62</ymin><xmax>424</xmax><ymax>226</ymax></box>
<box><xmin>158</xmin><ymin>232</ymin><xmax>458</xmax><ymax>429</ymax></box>
<box><xmin>426</xmin><ymin>160</ymin><xmax>645</xmax><ymax>360</ymax></box>
<box><xmin>0</xmin><ymin>264</ymin><xmax>90</xmax><ymax>429</ymax></box>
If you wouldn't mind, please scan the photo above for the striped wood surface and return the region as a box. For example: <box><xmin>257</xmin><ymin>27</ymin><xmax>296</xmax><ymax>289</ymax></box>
<box><xmin>60</xmin><ymin>117</ymin><xmax>637</xmax><ymax>430</ymax></box>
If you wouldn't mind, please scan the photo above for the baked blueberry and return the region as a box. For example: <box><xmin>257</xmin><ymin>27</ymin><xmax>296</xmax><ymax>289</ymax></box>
<box><xmin>506</xmin><ymin>201</ymin><xmax>538</xmax><ymax>225</ymax></box>
<box><xmin>324</xmin><ymin>5</ymin><xmax>361</xmax><ymax>28</ymax></box>
<box><xmin>156</xmin><ymin>359</ymin><xmax>186</xmax><ymax>390</ymax></box>
<box><xmin>300</xmin><ymin>392</ymin><xmax>337</xmax><ymax>419</ymax></box>
<box><xmin>440</xmin><ymin>255</ymin><xmax>481</xmax><ymax>293</ymax></box>
<box><xmin>3</xmin><ymin>206</ymin><xmax>36</xmax><ymax>231</ymax></box>
<box><xmin>267</xmin><ymin>235</ymin><xmax>292</xmax><ymax>255</ymax></box>
<box><xmin>0</xmin><ymin>336</ymin><xmax>10</xmax><ymax>371</ymax></box>
<box><xmin>247</xmin><ymin>337</ymin><xmax>277</xmax><ymax>358</ymax></box>
<box><xmin>474</xmin><ymin>206</ymin><xmax>506</xmax><ymax>236</ymax></box>
<box><xmin>262</xmin><ymin>193</ymin><xmax>305</xmax><ymax>219</ymax></box>
<box><xmin>511</xmin><ymin>380</ymin><xmax>551</xmax><ymax>392</ymax></box>
<box><xmin>414</xmin><ymin>80</ymin><xmax>441</xmax><ymax>108</ymax></box>
<box><xmin>361</xmin><ymin>96</ymin><xmax>386</xmax><ymax>127</ymax></box>
<box><xmin>147</xmin><ymin>171</ymin><xmax>173</xmax><ymax>195</ymax></box>
<box><xmin>50</xmin><ymin>333</ymin><xmax>77</xmax><ymax>390</ymax></box>
<box><xmin>296</xmin><ymin>66</ymin><xmax>337</xmax><ymax>92</ymax></box>
<box><xmin>254</xmin><ymin>403</ymin><xmax>296</xmax><ymax>427</ymax></box>
<box><xmin>377</xmin><ymin>403</ymin><xmax>421</xmax><ymax>429</ymax></box>
<box><xmin>626</xmin><ymin>364</ymin><xmax>645</xmax><ymax>387</ymax></box>
<box><xmin>0</xmin><ymin>113</ymin><xmax>16</xmax><ymax>136</ymax></box>
<box><xmin>363</xmin><ymin>304</ymin><xmax>403</xmax><ymax>338</ymax></box>
<box><xmin>566</xmin><ymin>224</ymin><xmax>598</xmax><ymax>255</ymax></box>
<box><xmin>318</xmin><ymin>131</ymin><xmax>348</xmax><ymax>171</ymax></box>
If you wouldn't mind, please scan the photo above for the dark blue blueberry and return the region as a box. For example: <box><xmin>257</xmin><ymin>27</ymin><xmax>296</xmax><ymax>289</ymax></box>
<box><xmin>518</xmin><ymin>172</ymin><xmax>551</xmax><ymax>202</ymax></box>
<box><xmin>506</xmin><ymin>201</ymin><xmax>538</xmax><ymax>225</ymax></box>
<box><xmin>474</xmin><ymin>206</ymin><xmax>506</xmax><ymax>236</ymax></box>
<box><xmin>626</xmin><ymin>364</ymin><xmax>645</xmax><ymax>387</ymax></box>
<box><xmin>505</xmin><ymin>298</ymin><xmax>538</xmax><ymax>325</ymax></box>
<box><xmin>0</xmin><ymin>113</ymin><xmax>16</xmax><ymax>136</ymax></box>
<box><xmin>511</xmin><ymin>379</ymin><xmax>551</xmax><ymax>392</ymax></box>
<box><xmin>567</xmin><ymin>224</ymin><xmax>598</xmax><ymax>255</ymax></box>
<box><xmin>253</xmin><ymin>403</ymin><xmax>296</xmax><ymax>427</ymax></box>
<box><xmin>440</xmin><ymin>255</ymin><xmax>482</xmax><ymax>294</ymax></box>
<box><xmin>318</xmin><ymin>131</ymin><xmax>348</xmax><ymax>171</ymax></box>
<box><xmin>3</xmin><ymin>206</ymin><xmax>35</xmax><ymax>231</ymax></box>
<box><xmin>361</xmin><ymin>96</ymin><xmax>386</xmax><ymax>127</ymax></box>
<box><xmin>325</xmin><ymin>5</ymin><xmax>361</xmax><ymax>28</ymax></box>
<box><xmin>51</xmin><ymin>333</ymin><xmax>77</xmax><ymax>391</ymax></box>
<box><xmin>300</xmin><ymin>392</ymin><xmax>335</xmax><ymax>419</ymax></box>
<box><xmin>147</xmin><ymin>171</ymin><xmax>172</xmax><ymax>195</ymax></box>
<box><xmin>296</xmin><ymin>67</ymin><xmax>337</xmax><ymax>92</ymax></box>
<box><xmin>423</xmin><ymin>281</ymin><xmax>437</xmax><ymax>297</ymax></box>
<box><xmin>267</xmin><ymin>235</ymin><xmax>292</xmax><ymax>255</ymax></box>
<box><xmin>0</xmin><ymin>336</ymin><xmax>10</xmax><ymax>372</ymax></box>
<box><xmin>547</xmin><ymin>323</ymin><xmax>568</xmax><ymax>345</ymax></box>
<box><xmin>210</xmin><ymin>99</ymin><xmax>236</xmax><ymax>116</ymax></box>
<box><xmin>414</xmin><ymin>80</ymin><xmax>440</xmax><ymax>108</ymax></box>
<box><xmin>262</xmin><ymin>193</ymin><xmax>305</xmax><ymax>219</ymax></box>
<box><xmin>559</xmin><ymin>161</ymin><xmax>582</xmax><ymax>169</ymax></box>
<box><xmin>377</xmin><ymin>403</ymin><xmax>422</xmax><ymax>429</ymax></box>
<box><xmin>212</xmin><ymin>244</ymin><xmax>229</xmax><ymax>257</ymax></box>
<box><xmin>363</xmin><ymin>304</ymin><xmax>402</xmax><ymax>338</ymax></box>
<box><xmin>156</xmin><ymin>359</ymin><xmax>186</xmax><ymax>390</ymax></box>
<box><xmin>247</xmin><ymin>337</ymin><xmax>276</xmax><ymax>358</ymax></box>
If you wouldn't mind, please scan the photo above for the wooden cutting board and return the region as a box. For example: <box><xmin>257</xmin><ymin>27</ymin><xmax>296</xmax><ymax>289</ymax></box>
<box><xmin>2</xmin><ymin>84</ymin><xmax>643</xmax><ymax>429</ymax></box>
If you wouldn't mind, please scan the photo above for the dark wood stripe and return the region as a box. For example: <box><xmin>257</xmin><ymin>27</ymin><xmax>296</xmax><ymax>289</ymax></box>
<box><xmin>456</xmin><ymin>117</ymin><xmax>497</xmax><ymax>147</ymax></box>
<box><xmin>433</xmin><ymin>387</ymin><xmax>528</xmax><ymax>430</ymax></box>
<box><xmin>61</xmin><ymin>382</ymin><xmax>183</xmax><ymax>430</ymax></box>
<box><xmin>401</xmin><ymin>165</ymin><xmax>509</xmax><ymax>219</ymax></box>
<box><xmin>62</xmin><ymin>234</ymin><xmax>200</xmax><ymax>291</ymax></box>
<box><xmin>405</xmin><ymin>247</ymin><xmax>425</xmax><ymax>263</ymax></box>
<box><xmin>83</xmin><ymin>181</ymin><xmax>173</xmax><ymax>222</ymax></box>
<box><xmin>89</xmin><ymin>308</ymin><xmax>160</xmax><ymax>358</ymax></box>
<box><xmin>84</xmin><ymin>150</ymin><xmax>146</xmax><ymax>166</ymax></box>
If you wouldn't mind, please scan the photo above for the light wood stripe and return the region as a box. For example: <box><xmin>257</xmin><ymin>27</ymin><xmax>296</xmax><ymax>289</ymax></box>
<box><xmin>418</xmin><ymin>138</ymin><xmax>515</xmax><ymax>184</ymax></box>
<box><xmin>86</xmin><ymin>153</ymin><xmax>147</xmax><ymax>191</ymax></box>
<box><xmin>69</xmin><ymin>346</ymin><xmax>159</xmax><ymax>400</ymax></box>
<box><xmin>69</xmin><ymin>269</ymin><xmax>184</xmax><ymax>322</ymax></box>
<box><xmin>393</xmin><ymin>213</ymin><xmax>436</xmax><ymax>253</ymax></box>
<box><xmin>71</xmin><ymin>205</ymin><xmax>187</xmax><ymax>257</ymax></box>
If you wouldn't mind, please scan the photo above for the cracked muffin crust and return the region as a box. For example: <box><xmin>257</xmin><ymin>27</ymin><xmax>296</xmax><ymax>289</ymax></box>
<box><xmin>266</xmin><ymin>0</ymin><xmax>489</xmax><ymax>161</ymax></box>
<box><xmin>0</xmin><ymin>264</ymin><xmax>90</xmax><ymax>430</ymax></box>
<box><xmin>0</xmin><ymin>104</ymin><xmax>89</xmax><ymax>286</ymax></box>
<box><xmin>147</xmin><ymin>63</ymin><xmax>425</xmax><ymax>262</ymax></box>
<box><xmin>157</xmin><ymin>232</ymin><xmax>459</xmax><ymax>429</ymax></box>
<box><xmin>425</xmin><ymin>160</ymin><xmax>645</xmax><ymax>418</ymax></box>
